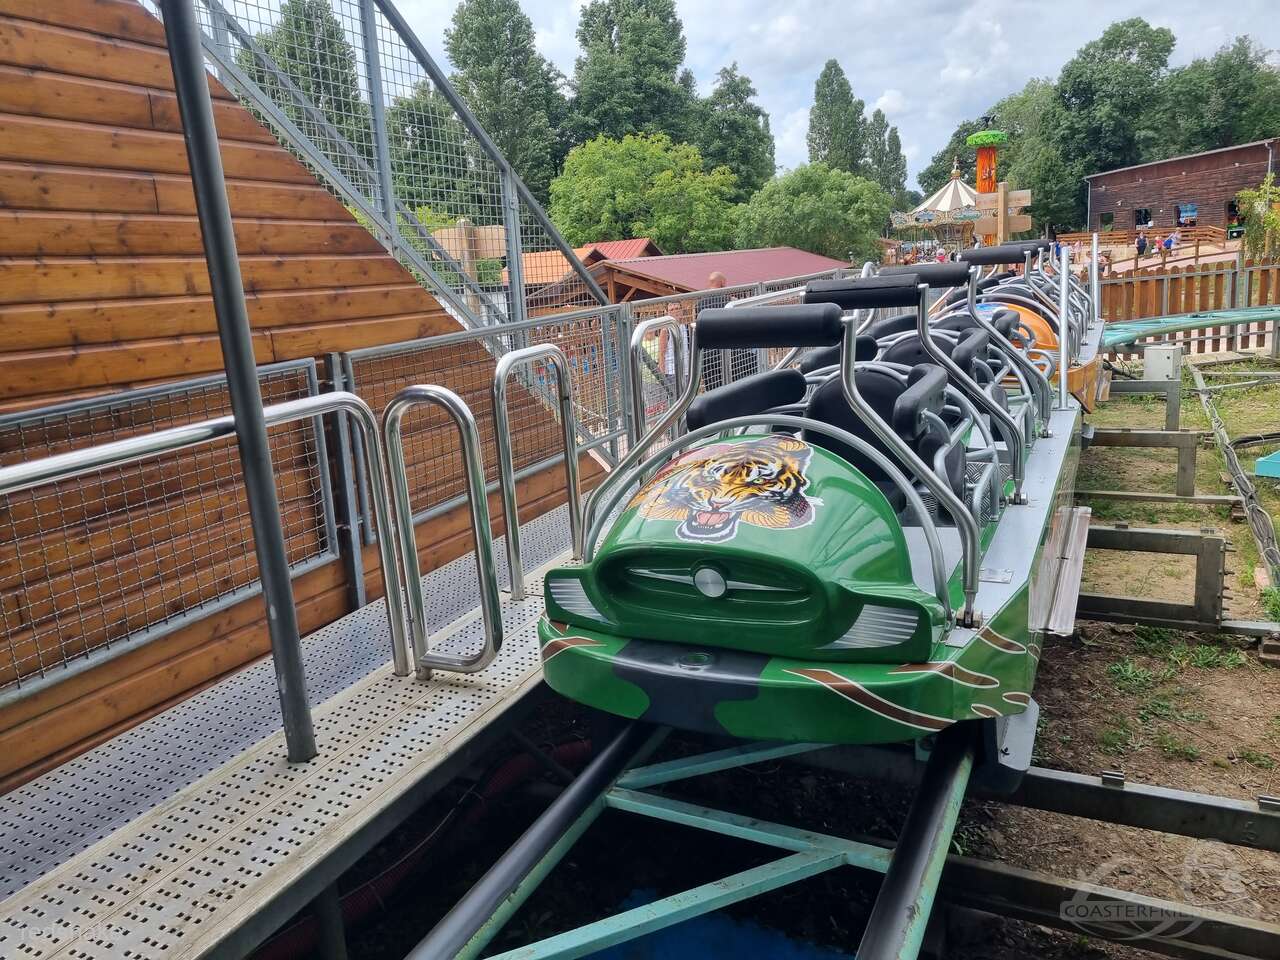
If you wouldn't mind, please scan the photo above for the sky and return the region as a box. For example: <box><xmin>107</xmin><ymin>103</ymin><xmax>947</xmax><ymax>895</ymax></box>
<box><xmin>395</xmin><ymin>0</ymin><xmax>1280</xmax><ymax>190</ymax></box>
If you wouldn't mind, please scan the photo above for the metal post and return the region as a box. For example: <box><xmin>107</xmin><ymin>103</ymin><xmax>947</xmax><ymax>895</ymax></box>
<box><xmin>312</xmin><ymin>882</ymin><xmax>349</xmax><ymax>960</ymax></box>
<box><xmin>162</xmin><ymin>0</ymin><xmax>315</xmax><ymax>761</ymax></box>
<box><xmin>1090</xmin><ymin>232</ymin><xmax>1101</xmax><ymax>327</ymax></box>
<box><xmin>325</xmin><ymin>356</ymin><xmax>367</xmax><ymax>611</ymax></box>
<box><xmin>358</xmin><ymin>0</ymin><xmax>396</xmax><ymax>239</ymax></box>
<box><xmin>1058</xmin><ymin>247</ymin><xmax>1071</xmax><ymax>410</ymax></box>
<box><xmin>501</xmin><ymin>169</ymin><xmax>529</xmax><ymax>328</ymax></box>
<box><xmin>857</xmin><ymin>723</ymin><xmax>977</xmax><ymax>960</ymax></box>
<box><xmin>616</xmin><ymin>305</ymin><xmax>639</xmax><ymax>448</ymax></box>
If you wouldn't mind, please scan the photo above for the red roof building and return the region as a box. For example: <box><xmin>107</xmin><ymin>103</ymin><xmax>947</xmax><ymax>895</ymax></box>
<box><xmin>594</xmin><ymin>247</ymin><xmax>849</xmax><ymax>302</ymax></box>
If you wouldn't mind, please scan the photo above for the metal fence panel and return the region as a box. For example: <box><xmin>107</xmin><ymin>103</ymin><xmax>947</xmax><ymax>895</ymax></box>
<box><xmin>147</xmin><ymin>0</ymin><xmax>605</xmax><ymax>331</ymax></box>
<box><xmin>342</xmin><ymin>306</ymin><xmax>625</xmax><ymax>534</ymax></box>
<box><xmin>0</xmin><ymin>362</ymin><xmax>336</xmax><ymax>699</ymax></box>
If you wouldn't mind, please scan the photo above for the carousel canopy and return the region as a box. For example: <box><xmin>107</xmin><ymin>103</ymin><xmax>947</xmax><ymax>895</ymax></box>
<box><xmin>891</xmin><ymin>162</ymin><xmax>981</xmax><ymax>229</ymax></box>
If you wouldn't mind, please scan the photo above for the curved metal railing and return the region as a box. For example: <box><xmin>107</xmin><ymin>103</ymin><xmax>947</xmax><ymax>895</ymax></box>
<box><xmin>628</xmin><ymin>316</ymin><xmax>688</xmax><ymax>443</ymax></box>
<box><xmin>493</xmin><ymin>345</ymin><xmax>583</xmax><ymax>601</ymax></box>
<box><xmin>383</xmin><ymin>386</ymin><xmax>502</xmax><ymax>678</ymax></box>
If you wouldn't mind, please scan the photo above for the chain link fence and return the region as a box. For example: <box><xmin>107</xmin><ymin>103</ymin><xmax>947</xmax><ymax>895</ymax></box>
<box><xmin>0</xmin><ymin>362</ymin><xmax>335</xmax><ymax>700</ymax></box>
<box><xmin>154</xmin><ymin>0</ymin><xmax>605</xmax><ymax>331</ymax></box>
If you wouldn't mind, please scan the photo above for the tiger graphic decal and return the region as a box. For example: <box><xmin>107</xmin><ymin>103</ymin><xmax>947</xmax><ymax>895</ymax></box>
<box><xmin>627</xmin><ymin>435</ymin><xmax>820</xmax><ymax>543</ymax></box>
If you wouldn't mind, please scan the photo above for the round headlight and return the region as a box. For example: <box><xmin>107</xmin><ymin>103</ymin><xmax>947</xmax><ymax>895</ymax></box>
<box><xmin>693</xmin><ymin>566</ymin><xmax>727</xmax><ymax>598</ymax></box>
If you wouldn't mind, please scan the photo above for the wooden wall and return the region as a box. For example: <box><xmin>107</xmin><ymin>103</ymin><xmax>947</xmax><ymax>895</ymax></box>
<box><xmin>0</xmin><ymin>0</ymin><xmax>598</xmax><ymax>788</ymax></box>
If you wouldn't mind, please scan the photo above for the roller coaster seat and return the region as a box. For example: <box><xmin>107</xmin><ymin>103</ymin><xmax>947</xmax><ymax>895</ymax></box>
<box><xmin>802</xmin><ymin>363</ymin><xmax>965</xmax><ymax>516</ymax></box>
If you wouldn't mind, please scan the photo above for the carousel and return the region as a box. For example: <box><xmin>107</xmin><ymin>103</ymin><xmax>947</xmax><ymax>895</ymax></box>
<box><xmin>889</xmin><ymin>160</ymin><xmax>982</xmax><ymax>260</ymax></box>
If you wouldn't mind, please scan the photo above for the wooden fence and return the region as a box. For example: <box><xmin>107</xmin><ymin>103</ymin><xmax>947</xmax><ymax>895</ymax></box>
<box><xmin>1060</xmin><ymin>225</ymin><xmax>1227</xmax><ymax>248</ymax></box>
<box><xmin>1100</xmin><ymin>257</ymin><xmax>1280</xmax><ymax>356</ymax></box>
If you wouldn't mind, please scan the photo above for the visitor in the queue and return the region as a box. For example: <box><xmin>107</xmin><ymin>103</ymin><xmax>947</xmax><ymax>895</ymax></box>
<box><xmin>1136</xmin><ymin>231</ymin><xmax>1148</xmax><ymax>259</ymax></box>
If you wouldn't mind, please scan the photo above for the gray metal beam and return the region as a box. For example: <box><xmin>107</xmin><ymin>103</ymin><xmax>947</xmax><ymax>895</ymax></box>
<box><xmin>163</xmin><ymin>0</ymin><xmax>314</xmax><ymax>762</ymax></box>
<box><xmin>1106</xmin><ymin>378</ymin><xmax>1182</xmax><ymax>430</ymax></box>
<box><xmin>1077</xmin><ymin>490</ymin><xmax>1240</xmax><ymax>506</ymax></box>
<box><xmin>802</xmin><ymin>747</ymin><xmax>1280</xmax><ymax>853</ymax></box>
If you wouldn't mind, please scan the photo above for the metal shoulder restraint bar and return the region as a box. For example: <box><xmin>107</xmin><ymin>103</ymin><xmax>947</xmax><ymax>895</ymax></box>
<box><xmin>880</xmin><ymin>263</ymin><xmax>1029</xmax><ymax>505</ymax></box>
<box><xmin>0</xmin><ymin>392</ymin><xmax>411</xmax><ymax>677</ymax></box>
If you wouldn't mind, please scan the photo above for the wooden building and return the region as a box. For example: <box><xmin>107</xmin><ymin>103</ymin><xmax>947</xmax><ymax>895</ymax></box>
<box><xmin>0</xmin><ymin>0</ymin><xmax>597</xmax><ymax>787</ymax></box>
<box><xmin>1086</xmin><ymin>140</ymin><xmax>1278</xmax><ymax>234</ymax></box>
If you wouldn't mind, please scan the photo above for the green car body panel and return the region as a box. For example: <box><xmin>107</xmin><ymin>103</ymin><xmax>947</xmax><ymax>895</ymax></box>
<box><xmin>539</xmin><ymin>428</ymin><xmax>1074</xmax><ymax>745</ymax></box>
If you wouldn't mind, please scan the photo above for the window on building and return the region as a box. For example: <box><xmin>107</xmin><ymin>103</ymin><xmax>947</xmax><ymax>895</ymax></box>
<box><xmin>1099</xmin><ymin>212</ymin><xmax>1115</xmax><ymax>231</ymax></box>
<box><xmin>1134</xmin><ymin>207</ymin><xmax>1153</xmax><ymax>230</ymax></box>
<box><xmin>1176</xmin><ymin>203</ymin><xmax>1198</xmax><ymax>227</ymax></box>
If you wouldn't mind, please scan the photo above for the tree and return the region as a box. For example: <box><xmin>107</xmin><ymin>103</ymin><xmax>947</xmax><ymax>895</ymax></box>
<box><xmin>1047</xmin><ymin>18</ymin><xmax>1175</xmax><ymax>225</ymax></box>
<box><xmin>1236</xmin><ymin>174</ymin><xmax>1280</xmax><ymax>259</ymax></box>
<box><xmin>549</xmin><ymin>133</ymin><xmax>738</xmax><ymax>253</ymax></box>
<box><xmin>445</xmin><ymin>0</ymin><xmax>569</xmax><ymax>202</ymax></box>
<box><xmin>862</xmin><ymin>108</ymin><xmax>907</xmax><ymax>204</ymax></box>
<box><xmin>806</xmin><ymin>59</ymin><xmax>865</xmax><ymax>174</ymax></box>
<box><xmin>696</xmin><ymin>64</ymin><xmax>775</xmax><ymax>201</ymax></box>
<box><xmin>735</xmin><ymin>164</ymin><xmax>892</xmax><ymax>262</ymax></box>
<box><xmin>918</xmin><ymin>119</ymin><xmax>984</xmax><ymax>196</ymax></box>
<box><xmin>884</xmin><ymin>127</ymin><xmax>909</xmax><ymax>205</ymax></box>
<box><xmin>568</xmin><ymin>0</ymin><xmax>697</xmax><ymax>145</ymax></box>
<box><xmin>240</xmin><ymin>0</ymin><xmax>373</xmax><ymax>172</ymax></box>
<box><xmin>385</xmin><ymin>81</ymin><xmax>483</xmax><ymax>217</ymax></box>
<box><xmin>1155</xmin><ymin>38</ymin><xmax>1280</xmax><ymax>157</ymax></box>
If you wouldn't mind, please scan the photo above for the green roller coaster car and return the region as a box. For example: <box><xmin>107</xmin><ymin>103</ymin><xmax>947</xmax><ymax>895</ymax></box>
<box><xmin>538</xmin><ymin>429</ymin><xmax>1074</xmax><ymax>745</ymax></box>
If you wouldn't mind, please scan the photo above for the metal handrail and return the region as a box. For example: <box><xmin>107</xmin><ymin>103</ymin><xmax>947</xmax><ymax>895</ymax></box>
<box><xmin>382</xmin><ymin>385</ymin><xmax>502</xmax><ymax>678</ymax></box>
<box><xmin>840</xmin><ymin>293</ymin><xmax>982</xmax><ymax>625</ymax></box>
<box><xmin>493</xmin><ymin>345</ymin><xmax>582</xmax><ymax>601</ymax></box>
<box><xmin>0</xmin><ymin>391</ymin><xmax>412</xmax><ymax>678</ymax></box>
<box><xmin>629</xmin><ymin>316</ymin><xmax>688</xmax><ymax>441</ymax></box>
<box><xmin>580</xmin><ymin>413</ymin><xmax>952</xmax><ymax>618</ymax></box>
<box><xmin>1058</xmin><ymin>248</ymin><xmax>1072</xmax><ymax>409</ymax></box>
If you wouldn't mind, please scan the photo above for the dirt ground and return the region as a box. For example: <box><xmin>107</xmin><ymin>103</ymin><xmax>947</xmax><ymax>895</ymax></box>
<box><xmin>285</xmin><ymin>356</ymin><xmax>1280</xmax><ymax>960</ymax></box>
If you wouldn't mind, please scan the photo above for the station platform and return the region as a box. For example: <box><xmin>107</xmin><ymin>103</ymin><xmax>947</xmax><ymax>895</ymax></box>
<box><xmin>0</xmin><ymin>507</ymin><xmax>574</xmax><ymax>960</ymax></box>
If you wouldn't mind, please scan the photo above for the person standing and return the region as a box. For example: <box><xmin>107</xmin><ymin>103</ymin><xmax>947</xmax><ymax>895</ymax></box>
<box><xmin>697</xmin><ymin>271</ymin><xmax>758</xmax><ymax>390</ymax></box>
<box><xmin>1136</xmin><ymin>232</ymin><xmax>1148</xmax><ymax>260</ymax></box>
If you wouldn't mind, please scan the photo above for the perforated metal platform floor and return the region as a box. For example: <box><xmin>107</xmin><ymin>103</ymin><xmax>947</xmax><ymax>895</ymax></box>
<box><xmin>0</xmin><ymin>506</ymin><xmax>574</xmax><ymax>959</ymax></box>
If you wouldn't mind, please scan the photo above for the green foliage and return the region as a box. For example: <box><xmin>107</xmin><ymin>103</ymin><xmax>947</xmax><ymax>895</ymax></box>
<box><xmin>1098</xmin><ymin>719</ymin><xmax>1136</xmax><ymax>756</ymax></box>
<box><xmin>445</xmin><ymin>0</ymin><xmax>568</xmax><ymax>202</ymax></box>
<box><xmin>695</xmin><ymin>64</ymin><xmax>775</xmax><ymax>202</ymax></box>
<box><xmin>806</xmin><ymin>60</ymin><xmax>866</xmax><ymax>175</ymax></box>
<box><xmin>920</xmin><ymin>22</ymin><xmax>1280</xmax><ymax>230</ymax></box>
<box><xmin>385</xmin><ymin>82</ymin><xmax>485</xmax><ymax>217</ymax></box>
<box><xmin>1237</xmin><ymin>174</ymin><xmax>1280</xmax><ymax>260</ymax></box>
<box><xmin>1239</xmin><ymin>749</ymin><xmax>1275</xmax><ymax>769</ymax></box>
<box><xmin>1263</xmin><ymin>586</ymin><xmax>1280</xmax><ymax>622</ymax></box>
<box><xmin>965</xmin><ymin>130</ymin><xmax>1009</xmax><ymax>148</ymax></box>
<box><xmin>568</xmin><ymin>0</ymin><xmax>696</xmax><ymax>145</ymax></box>
<box><xmin>1155</xmin><ymin>731</ymin><xmax>1201</xmax><ymax>761</ymax></box>
<box><xmin>240</xmin><ymin>0</ymin><xmax>373</xmax><ymax>170</ymax></box>
<box><xmin>917</xmin><ymin>119</ymin><xmax>984</xmax><ymax>196</ymax></box>
<box><xmin>1106</xmin><ymin>657</ymin><xmax>1157</xmax><ymax>693</ymax></box>
<box><xmin>734</xmin><ymin>163</ymin><xmax>892</xmax><ymax>262</ymax></box>
<box><xmin>862</xmin><ymin>109</ymin><xmax>907</xmax><ymax>206</ymax></box>
<box><xmin>549</xmin><ymin>133</ymin><xmax>737</xmax><ymax>253</ymax></box>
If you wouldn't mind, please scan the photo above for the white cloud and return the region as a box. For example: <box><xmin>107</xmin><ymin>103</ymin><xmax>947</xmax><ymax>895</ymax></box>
<box><xmin>393</xmin><ymin>0</ymin><xmax>1280</xmax><ymax>189</ymax></box>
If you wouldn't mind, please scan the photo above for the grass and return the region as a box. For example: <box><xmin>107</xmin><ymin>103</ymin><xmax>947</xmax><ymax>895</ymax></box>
<box><xmin>1107</xmin><ymin>657</ymin><xmax>1158</xmax><ymax>693</ymax></box>
<box><xmin>1137</xmin><ymin>694</ymin><xmax>1206</xmax><ymax>725</ymax></box>
<box><xmin>1099</xmin><ymin>720</ymin><xmax>1137</xmax><ymax>756</ymax></box>
<box><xmin>1238</xmin><ymin>749</ymin><xmax>1276</xmax><ymax>769</ymax></box>
<box><xmin>1155</xmin><ymin>731</ymin><xmax>1201</xmax><ymax>761</ymax></box>
<box><xmin>1264</xmin><ymin>587</ymin><xmax>1280</xmax><ymax>623</ymax></box>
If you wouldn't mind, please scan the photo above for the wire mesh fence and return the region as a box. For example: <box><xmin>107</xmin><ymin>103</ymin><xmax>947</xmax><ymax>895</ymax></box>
<box><xmin>156</xmin><ymin>0</ymin><xmax>604</xmax><ymax>331</ymax></box>
<box><xmin>0</xmin><ymin>363</ymin><xmax>336</xmax><ymax>698</ymax></box>
<box><xmin>343</xmin><ymin>306</ymin><xmax>625</xmax><ymax>534</ymax></box>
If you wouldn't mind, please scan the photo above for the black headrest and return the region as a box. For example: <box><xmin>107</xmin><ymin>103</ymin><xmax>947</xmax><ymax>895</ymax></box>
<box><xmin>685</xmin><ymin>368</ymin><xmax>807</xmax><ymax>431</ymax></box>
<box><xmin>797</xmin><ymin>336</ymin><xmax>878</xmax><ymax>374</ymax></box>
<box><xmin>951</xmin><ymin>328</ymin><xmax>990</xmax><ymax>377</ymax></box>
<box><xmin>697</xmin><ymin>304</ymin><xmax>843</xmax><ymax>350</ymax></box>
<box><xmin>892</xmin><ymin>365</ymin><xmax>948</xmax><ymax>438</ymax></box>
<box><xmin>880</xmin><ymin>262</ymin><xmax>972</xmax><ymax>289</ymax></box>
<box><xmin>804</xmin><ymin>275</ymin><xmax>922</xmax><ymax>310</ymax></box>
<box><xmin>865</xmin><ymin>313</ymin><xmax>918</xmax><ymax>340</ymax></box>
<box><xmin>958</xmin><ymin>244</ymin><xmax>1033</xmax><ymax>267</ymax></box>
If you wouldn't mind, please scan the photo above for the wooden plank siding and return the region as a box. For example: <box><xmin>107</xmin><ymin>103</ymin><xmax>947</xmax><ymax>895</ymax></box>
<box><xmin>0</xmin><ymin>0</ymin><xmax>589</xmax><ymax>786</ymax></box>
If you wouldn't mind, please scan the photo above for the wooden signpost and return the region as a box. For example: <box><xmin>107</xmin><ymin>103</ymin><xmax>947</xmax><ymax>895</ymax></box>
<box><xmin>976</xmin><ymin>182</ymin><xmax>1032</xmax><ymax>242</ymax></box>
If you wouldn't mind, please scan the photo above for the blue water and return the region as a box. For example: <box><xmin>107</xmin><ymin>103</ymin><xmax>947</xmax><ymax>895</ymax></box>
<box><xmin>588</xmin><ymin>891</ymin><xmax>854</xmax><ymax>959</ymax></box>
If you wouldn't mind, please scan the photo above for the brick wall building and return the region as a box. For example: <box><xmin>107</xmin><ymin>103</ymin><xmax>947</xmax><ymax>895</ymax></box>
<box><xmin>1086</xmin><ymin>139</ymin><xmax>1277</xmax><ymax>233</ymax></box>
